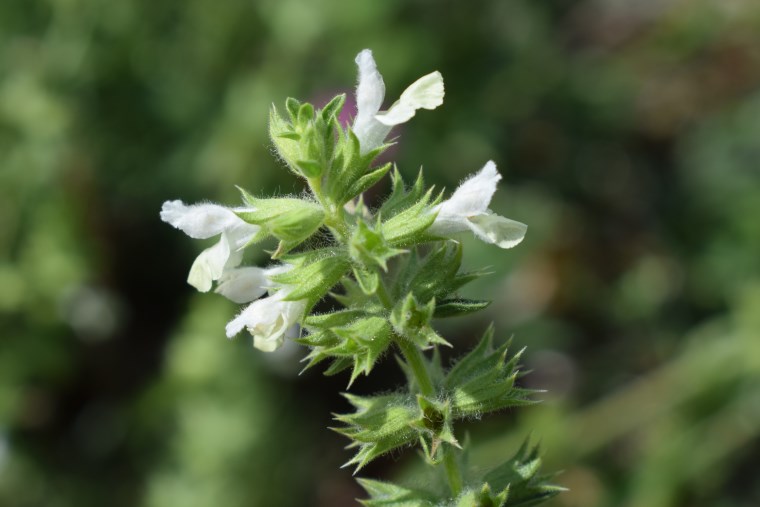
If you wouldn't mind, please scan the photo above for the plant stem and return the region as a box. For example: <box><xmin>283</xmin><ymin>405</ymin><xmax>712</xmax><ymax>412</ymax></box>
<box><xmin>395</xmin><ymin>337</ymin><xmax>435</xmax><ymax>398</ymax></box>
<box><xmin>443</xmin><ymin>445</ymin><xmax>464</xmax><ymax>497</ymax></box>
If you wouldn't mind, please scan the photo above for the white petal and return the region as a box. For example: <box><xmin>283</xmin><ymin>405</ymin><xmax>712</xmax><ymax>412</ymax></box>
<box><xmin>225</xmin><ymin>300</ymin><xmax>263</xmax><ymax>338</ymax></box>
<box><xmin>353</xmin><ymin>50</ymin><xmax>391</xmax><ymax>154</ymax></box>
<box><xmin>215</xmin><ymin>267</ymin><xmax>269</xmax><ymax>304</ymax></box>
<box><xmin>187</xmin><ymin>237</ymin><xmax>230</xmax><ymax>292</ymax></box>
<box><xmin>427</xmin><ymin>215</ymin><xmax>471</xmax><ymax>237</ymax></box>
<box><xmin>355</xmin><ymin>49</ymin><xmax>385</xmax><ymax>121</ymax></box>
<box><xmin>467</xmin><ymin>213</ymin><xmax>527</xmax><ymax>249</ymax></box>
<box><xmin>225</xmin><ymin>297</ymin><xmax>278</xmax><ymax>338</ymax></box>
<box><xmin>160</xmin><ymin>200</ymin><xmax>243</xmax><ymax>239</ymax></box>
<box><xmin>224</xmin><ymin>288</ymin><xmax>306</xmax><ymax>352</ymax></box>
<box><xmin>225</xmin><ymin>220</ymin><xmax>260</xmax><ymax>251</ymax></box>
<box><xmin>253</xmin><ymin>332</ymin><xmax>286</xmax><ymax>352</ymax></box>
<box><xmin>437</xmin><ymin>161</ymin><xmax>501</xmax><ymax>218</ymax></box>
<box><xmin>375</xmin><ymin>71</ymin><xmax>445</xmax><ymax>126</ymax></box>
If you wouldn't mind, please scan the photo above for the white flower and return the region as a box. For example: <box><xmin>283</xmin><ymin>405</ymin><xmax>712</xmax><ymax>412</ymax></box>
<box><xmin>429</xmin><ymin>161</ymin><xmax>527</xmax><ymax>249</ymax></box>
<box><xmin>160</xmin><ymin>200</ymin><xmax>259</xmax><ymax>292</ymax></box>
<box><xmin>353</xmin><ymin>49</ymin><xmax>444</xmax><ymax>154</ymax></box>
<box><xmin>225</xmin><ymin>282</ymin><xmax>306</xmax><ymax>352</ymax></box>
<box><xmin>214</xmin><ymin>267</ymin><xmax>269</xmax><ymax>304</ymax></box>
<box><xmin>214</xmin><ymin>264</ymin><xmax>291</xmax><ymax>304</ymax></box>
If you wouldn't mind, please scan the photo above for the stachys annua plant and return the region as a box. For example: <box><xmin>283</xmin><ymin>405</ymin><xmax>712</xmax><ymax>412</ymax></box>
<box><xmin>161</xmin><ymin>49</ymin><xmax>563</xmax><ymax>506</ymax></box>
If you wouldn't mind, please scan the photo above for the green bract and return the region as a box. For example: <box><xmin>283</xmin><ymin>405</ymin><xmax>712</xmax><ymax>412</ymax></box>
<box><xmin>161</xmin><ymin>49</ymin><xmax>560</xmax><ymax>507</ymax></box>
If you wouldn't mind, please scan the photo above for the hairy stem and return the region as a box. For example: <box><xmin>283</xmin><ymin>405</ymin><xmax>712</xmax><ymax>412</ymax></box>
<box><xmin>443</xmin><ymin>445</ymin><xmax>464</xmax><ymax>497</ymax></box>
<box><xmin>395</xmin><ymin>338</ymin><xmax>435</xmax><ymax>398</ymax></box>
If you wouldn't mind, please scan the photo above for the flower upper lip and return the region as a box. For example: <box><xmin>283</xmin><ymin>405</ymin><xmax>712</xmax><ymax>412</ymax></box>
<box><xmin>352</xmin><ymin>49</ymin><xmax>445</xmax><ymax>154</ymax></box>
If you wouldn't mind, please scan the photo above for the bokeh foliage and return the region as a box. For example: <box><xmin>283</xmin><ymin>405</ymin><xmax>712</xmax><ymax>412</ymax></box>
<box><xmin>1</xmin><ymin>0</ymin><xmax>759</xmax><ymax>506</ymax></box>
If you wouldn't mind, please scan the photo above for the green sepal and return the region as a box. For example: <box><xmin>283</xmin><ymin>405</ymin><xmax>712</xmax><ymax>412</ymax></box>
<box><xmin>481</xmin><ymin>440</ymin><xmax>566</xmax><ymax>506</ymax></box>
<box><xmin>270</xmin><ymin>105</ymin><xmax>302</xmax><ymax>175</ymax></box>
<box><xmin>344</xmin><ymin>162</ymin><xmax>392</xmax><ymax>202</ymax></box>
<box><xmin>295</xmin><ymin>159</ymin><xmax>323</xmax><ymax>178</ymax></box>
<box><xmin>323</xmin><ymin>356</ymin><xmax>353</xmax><ymax>376</ymax></box>
<box><xmin>285</xmin><ymin>97</ymin><xmax>301</xmax><ymax>121</ymax></box>
<box><xmin>379</xmin><ymin>167</ymin><xmax>427</xmax><ymax>218</ymax></box>
<box><xmin>353</xmin><ymin>267</ymin><xmax>380</xmax><ymax>295</ymax></box>
<box><xmin>393</xmin><ymin>243</ymin><xmax>486</xmax><ymax>306</ymax></box>
<box><xmin>301</xmin><ymin>310</ymin><xmax>393</xmax><ymax>381</ymax></box>
<box><xmin>350</xmin><ymin>219</ymin><xmax>407</xmax><ymax>272</ymax></box>
<box><xmin>324</xmin><ymin>126</ymin><xmax>388</xmax><ymax>205</ymax></box>
<box><xmin>235</xmin><ymin>192</ymin><xmax>325</xmax><ymax>254</ymax></box>
<box><xmin>357</xmin><ymin>478</ymin><xmax>438</xmax><ymax>507</ymax></box>
<box><xmin>412</xmin><ymin>395</ymin><xmax>460</xmax><ymax>464</ymax></box>
<box><xmin>333</xmin><ymin>393</ymin><xmax>419</xmax><ymax>472</ymax></box>
<box><xmin>391</xmin><ymin>293</ymin><xmax>451</xmax><ymax>349</ymax></box>
<box><xmin>297</xmin><ymin>102</ymin><xmax>315</xmax><ymax>124</ymax></box>
<box><xmin>453</xmin><ymin>484</ymin><xmax>509</xmax><ymax>507</ymax></box>
<box><xmin>434</xmin><ymin>299</ymin><xmax>492</xmax><ymax>318</ymax></box>
<box><xmin>270</xmin><ymin>97</ymin><xmax>338</xmax><ymax>181</ymax></box>
<box><xmin>335</xmin><ymin>316</ymin><xmax>394</xmax><ymax>384</ymax></box>
<box><xmin>332</xmin><ymin>277</ymin><xmax>375</xmax><ymax>308</ymax></box>
<box><xmin>478</xmin><ymin>483</ymin><xmax>510</xmax><ymax>507</ymax></box>
<box><xmin>268</xmin><ymin>249</ymin><xmax>350</xmax><ymax>305</ymax></box>
<box><xmin>321</xmin><ymin>93</ymin><xmax>346</xmax><ymax>121</ymax></box>
<box><xmin>276</xmin><ymin>130</ymin><xmax>300</xmax><ymax>141</ymax></box>
<box><xmin>380</xmin><ymin>187</ymin><xmax>439</xmax><ymax>247</ymax></box>
<box><xmin>444</xmin><ymin>327</ymin><xmax>536</xmax><ymax>418</ymax></box>
<box><xmin>304</xmin><ymin>309</ymin><xmax>368</xmax><ymax>330</ymax></box>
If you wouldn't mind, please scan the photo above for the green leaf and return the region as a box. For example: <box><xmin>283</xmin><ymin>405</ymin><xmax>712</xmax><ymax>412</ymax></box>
<box><xmin>434</xmin><ymin>299</ymin><xmax>491</xmax><ymax>318</ymax></box>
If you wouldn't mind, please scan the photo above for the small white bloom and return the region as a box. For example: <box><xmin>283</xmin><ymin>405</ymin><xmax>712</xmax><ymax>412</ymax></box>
<box><xmin>429</xmin><ymin>161</ymin><xmax>527</xmax><ymax>249</ymax></box>
<box><xmin>214</xmin><ymin>264</ymin><xmax>288</xmax><ymax>304</ymax></box>
<box><xmin>225</xmin><ymin>284</ymin><xmax>306</xmax><ymax>352</ymax></box>
<box><xmin>353</xmin><ymin>49</ymin><xmax>444</xmax><ymax>154</ymax></box>
<box><xmin>214</xmin><ymin>267</ymin><xmax>269</xmax><ymax>304</ymax></box>
<box><xmin>160</xmin><ymin>200</ymin><xmax>259</xmax><ymax>292</ymax></box>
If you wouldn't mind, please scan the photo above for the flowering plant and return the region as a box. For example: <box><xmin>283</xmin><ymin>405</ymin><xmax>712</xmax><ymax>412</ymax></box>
<box><xmin>161</xmin><ymin>49</ymin><xmax>562</xmax><ymax>506</ymax></box>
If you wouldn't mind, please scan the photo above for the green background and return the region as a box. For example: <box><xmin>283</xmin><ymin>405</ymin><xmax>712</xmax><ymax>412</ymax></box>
<box><xmin>2</xmin><ymin>0</ymin><xmax>759</xmax><ymax>505</ymax></box>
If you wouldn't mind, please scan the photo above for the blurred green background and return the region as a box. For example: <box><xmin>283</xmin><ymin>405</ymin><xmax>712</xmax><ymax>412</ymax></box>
<box><xmin>2</xmin><ymin>0</ymin><xmax>759</xmax><ymax>505</ymax></box>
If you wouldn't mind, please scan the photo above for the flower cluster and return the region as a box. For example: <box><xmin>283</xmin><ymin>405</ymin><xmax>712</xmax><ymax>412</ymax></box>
<box><xmin>161</xmin><ymin>49</ymin><xmax>560</xmax><ymax>506</ymax></box>
<box><xmin>161</xmin><ymin>50</ymin><xmax>526</xmax><ymax>352</ymax></box>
